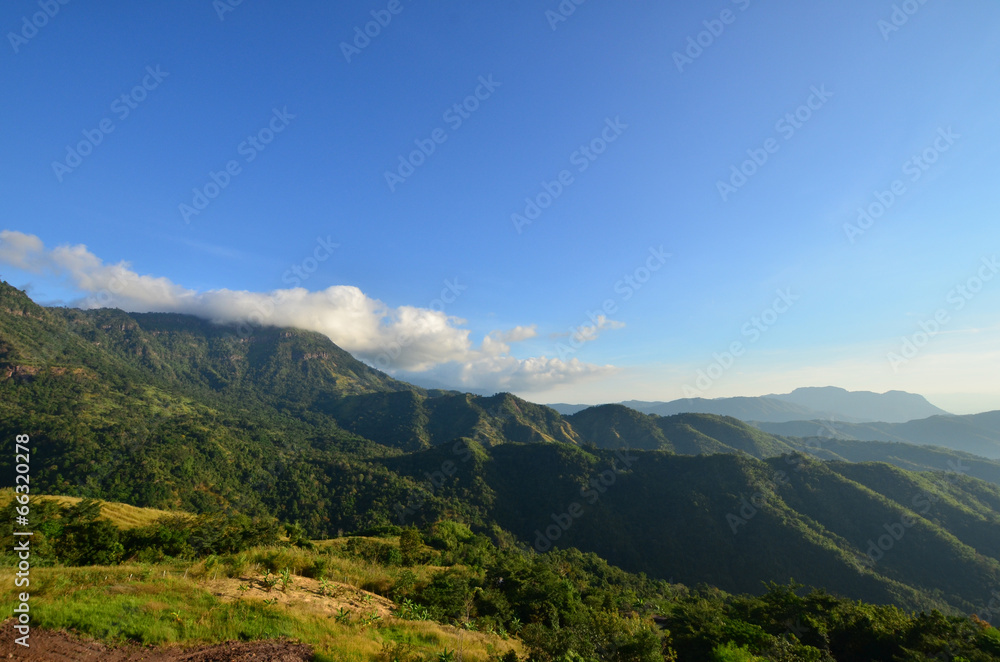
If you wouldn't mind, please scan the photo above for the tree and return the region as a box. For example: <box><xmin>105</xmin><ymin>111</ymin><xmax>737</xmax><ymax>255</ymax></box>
<box><xmin>400</xmin><ymin>527</ymin><xmax>423</xmax><ymax>566</ymax></box>
<box><xmin>60</xmin><ymin>499</ymin><xmax>124</xmax><ymax>565</ymax></box>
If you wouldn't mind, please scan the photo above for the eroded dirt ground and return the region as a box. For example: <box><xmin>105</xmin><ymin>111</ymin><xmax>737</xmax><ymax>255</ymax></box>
<box><xmin>0</xmin><ymin>620</ymin><xmax>313</xmax><ymax>661</ymax></box>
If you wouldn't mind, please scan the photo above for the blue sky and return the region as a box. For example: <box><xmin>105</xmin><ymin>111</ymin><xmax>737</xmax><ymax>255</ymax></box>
<box><xmin>2</xmin><ymin>0</ymin><xmax>999</xmax><ymax>413</ymax></box>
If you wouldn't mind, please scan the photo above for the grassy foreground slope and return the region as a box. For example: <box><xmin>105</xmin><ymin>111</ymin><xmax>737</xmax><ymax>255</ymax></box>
<box><xmin>0</xmin><ymin>557</ymin><xmax>522</xmax><ymax>661</ymax></box>
<box><xmin>0</xmin><ymin>497</ymin><xmax>525</xmax><ymax>661</ymax></box>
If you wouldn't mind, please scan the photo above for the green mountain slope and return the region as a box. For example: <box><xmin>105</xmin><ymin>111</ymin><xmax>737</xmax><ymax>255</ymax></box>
<box><xmin>785</xmin><ymin>437</ymin><xmax>1000</xmax><ymax>486</ymax></box>
<box><xmin>658</xmin><ymin>412</ymin><xmax>797</xmax><ymax>457</ymax></box>
<box><xmin>567</xmin><ymin>405</ymin><xmax>799</xmax><ymax>457</ymax></box>
<box><xmin>755</xmin><ymin>413</ymin><xmax>1000</xmax><ymax>459</ymax></box>
<box><xmin>466</xmin><ymin>447</ymin><xmax>1000</xmax><ymax>616</ymax></box>
<box><xmin>567</xmin><ymin>404</ymin><xmax>672</xmax><ymax>450</ymax></box>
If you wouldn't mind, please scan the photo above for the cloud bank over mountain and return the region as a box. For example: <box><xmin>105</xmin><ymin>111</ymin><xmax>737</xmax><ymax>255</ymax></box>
<box><xmin>0</xmin><ymin>230</ymin><xmax>615</xmax><ymax>392</ymax></box>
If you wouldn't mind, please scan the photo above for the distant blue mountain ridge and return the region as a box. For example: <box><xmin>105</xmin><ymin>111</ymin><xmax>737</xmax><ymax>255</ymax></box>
<box><xmin>547</xmin><ymin>386</ymin><xmax>951</xmax><ymax>423</ymax></box>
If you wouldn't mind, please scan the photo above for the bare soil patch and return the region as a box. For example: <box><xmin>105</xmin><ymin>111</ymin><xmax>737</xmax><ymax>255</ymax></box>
<box><xmin>0</xmin><ymin>619</ymin><xmax>313</xmax><ymax>661</ymax></box>
<box><xmin>198</xmin><ymin>573</ymin><xmax>396</xmax><ymax>619</ymax></box>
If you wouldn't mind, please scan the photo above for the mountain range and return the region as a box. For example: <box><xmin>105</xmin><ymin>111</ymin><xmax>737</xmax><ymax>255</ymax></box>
<box><xmin>551</xmin><ymin>392</ymin><xmax>1000</xmax><ymax>460</ymax></box>
<box><xmin>4</xmin><ymin>280</ymin><xmax>1000</xmax><ymax>620</ymax></box>
<box><xmin>550</xmin><ymin>387</ymin><xmax>952</xmax><ymax>423</ymax></box>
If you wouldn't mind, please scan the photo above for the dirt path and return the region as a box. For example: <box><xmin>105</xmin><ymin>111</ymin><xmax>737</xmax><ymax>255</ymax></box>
<box><xmin>0</xmin><ymin>620</ymin><xmax>313</xmax><ymax>661</ymax></box>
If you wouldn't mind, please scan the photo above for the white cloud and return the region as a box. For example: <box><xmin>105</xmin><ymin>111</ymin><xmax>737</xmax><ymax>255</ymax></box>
<box><xmin>400</xmin><ymin>354</ymin><xmax>618</xmax><ymax>393</ymax></box>
<box><xmin>481</xmin><ymin>324</ymin><xmax>538</xmax><ymax>356</ymax></box>
<box><xmin>0</xmin><ymin>231</ymin><xmax>612</xmax><ymax>391</ymax></box>
<box><xmin>550</xmin><ymin>315</ymin><xmax>625</xmax><ymax>344</ymax></box>
<box><xmin>497</xmin><ymin>325</ymin><xmax>538</xmax><ymax>343</ymax></box>
<box><xmin>0</xmin><ymin>231</ymin><xmax>46</xmax><ymax>271</ymax></box>
<box><xmin>571</xmin><ymin>314</ymin><xmax>625</xmax><ymax>344</ymax></box>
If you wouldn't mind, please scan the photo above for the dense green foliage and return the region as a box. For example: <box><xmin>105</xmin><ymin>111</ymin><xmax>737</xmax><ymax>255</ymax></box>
<box><xmin>660</xmin><ymin>581</ymin><xmax>1000</xmax><ymax>662</ymax></box>
<box><xmin>374</xmin><ymin>529</ymin><xmax>1000</xmax><ymax>661</ymax></box>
